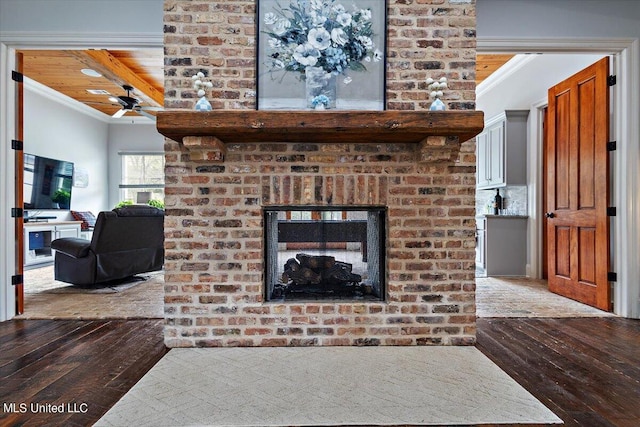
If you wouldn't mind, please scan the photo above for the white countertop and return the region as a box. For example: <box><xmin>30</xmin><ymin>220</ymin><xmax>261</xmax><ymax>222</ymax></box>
<box><xmin>479</xmin><ymin>214</ymin><xmax>528</xmax><ymax>219</ymax></box>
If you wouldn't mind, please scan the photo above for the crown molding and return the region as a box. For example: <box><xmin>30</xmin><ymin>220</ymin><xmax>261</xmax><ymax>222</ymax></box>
<box><xmin>24</xmin><ymin>76</ymin><xmax>110</xmax><ymax>123</ymax></box>
<box><xmin>475</xmin><ymin>54</ymin><xmax>537</xmax><ymax>100</ymax></box>
<box><xmin>0</xmin><ymin>31</ymin><xmax>162</xmax><ymax>48</ymax></box>
<box><xmin>477</xmin><ymin>37</ymin><xmax>636</xmax><ymax>53</ymax></box>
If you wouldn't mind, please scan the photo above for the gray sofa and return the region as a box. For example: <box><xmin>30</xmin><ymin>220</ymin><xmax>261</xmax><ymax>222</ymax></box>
<box><xmin>51</xmin><ymin>205</ymin><xmax>164</xmax><ymax>285</ymax></box>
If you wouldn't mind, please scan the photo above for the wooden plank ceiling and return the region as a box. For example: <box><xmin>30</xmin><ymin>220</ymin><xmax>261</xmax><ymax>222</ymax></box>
<box><xmin>476</xmin><ymin>54</ymin><xmax>514</xmax><ymax>85</ymax></box>
<box><xmin>20</xmin><ymin>49</ymin><xmax>164</xmax><ymax>119</ymax></box>
<box><xmin>19</xmin><ymin>50</ymin><xmax>511</xmax><ymax>118</ymax></box>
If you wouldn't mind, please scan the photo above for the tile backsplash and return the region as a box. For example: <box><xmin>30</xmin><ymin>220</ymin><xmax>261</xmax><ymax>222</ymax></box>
<box><xmin>476</xmin><ymin>186</ymin><xmax>527</xmax><ymax>216</ymax></box>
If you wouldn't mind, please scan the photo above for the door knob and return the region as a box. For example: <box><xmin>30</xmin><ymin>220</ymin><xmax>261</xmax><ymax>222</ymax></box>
<box><xmin>545</xmin><ymin>212</ymin><xmax>555</xmax><ymax>218</ymax></box>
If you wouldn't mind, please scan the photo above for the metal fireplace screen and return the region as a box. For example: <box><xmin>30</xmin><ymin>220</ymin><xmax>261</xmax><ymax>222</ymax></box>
<box><xmin>264</xmin><ymin>207</ymin><xmax>386</xmax><ymax>302</ymax></box>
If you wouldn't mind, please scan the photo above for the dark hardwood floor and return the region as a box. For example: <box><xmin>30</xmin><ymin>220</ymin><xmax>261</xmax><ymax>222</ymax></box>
<box><xmin>477</xmin><ymin>317</ymin><xmax>640</xmax><ymax>427</ymax></box>
<box><xmin>0</xmin><ymin>319</ymin><xmax>167</xmax><ymax>426</ymax></box>
<box><xmin>0</xmin><ymin>317</ymin><xmax>638</xmax><ymax>426</ymax></box>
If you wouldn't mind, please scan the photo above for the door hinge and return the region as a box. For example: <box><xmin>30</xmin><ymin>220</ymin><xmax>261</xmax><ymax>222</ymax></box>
<box><xmin>11</xmin><ymin>139</ymin><xmax>23</xmax><ymax>151</ymax></box>
<box><xmin>11</xmin><ymin>207</ymin><xmax>23</xmax><ymax>218</ymax></box>
<box><xmin>607</xmin><ymin>75</ymin><xmax>617</xmax><ymax>86</ymax></box>
<box><xmin>607</xmin><ymin>272</ymin><xmax>617</xmax><ymax>282</ymax></box>
<box><xmin>11</xmin><ymin>275</ymin><xmax>23</xmax><ymax>286</ymax></box>
<box><xmin>11</xmin><ymin>71</ymin><xmax>23</xmax><ymax>83</ymax></box>
<box><xmin>607</xmin><ymin>207</ymin><xmax>616</xmax><ymax>216</ymax></box>
<box><xmin>607</xmin><ymin>141</ymin><xmax>616</xmax><ymax>151</ymax></box>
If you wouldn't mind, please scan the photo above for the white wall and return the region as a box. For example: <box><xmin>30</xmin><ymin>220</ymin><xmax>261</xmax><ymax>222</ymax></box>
<box><xmin>0</xmin><ymin>0</ymin><xmax>163</xmax><ymax>34</ymax></box>
<box><xmin>24</xmin><ymin>87</ymin><xmax>110</xmax><ymax>218</ymax></box>
<box><xmin>477</xmin><ymin>0</ymin><xmax>640</xmax><ymax>40</ymax></box>
<box><xmin>107</xmin><ymin>123</ymin><xmax>165</xmax><ymax>209</ymax></box>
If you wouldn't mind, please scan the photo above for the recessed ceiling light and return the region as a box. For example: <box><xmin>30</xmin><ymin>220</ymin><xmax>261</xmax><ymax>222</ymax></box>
<box><xmin>81</xmin><ymin>68</ymin><xmax>102</xmax><ymax>78</ymax></box>
<box><xmin>87</xmin><ymin>89</ymin><xmax>111</xmax><ymax>95</ymax></box>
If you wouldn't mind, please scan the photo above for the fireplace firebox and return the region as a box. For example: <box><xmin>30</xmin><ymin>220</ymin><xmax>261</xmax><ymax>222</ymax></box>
<box><xmin>264</xmin><ymin>207</ymin><xmax>386</xmax><ymax>302</ymax></box>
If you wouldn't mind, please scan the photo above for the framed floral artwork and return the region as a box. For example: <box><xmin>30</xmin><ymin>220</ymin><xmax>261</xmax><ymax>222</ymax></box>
<box><xmin>257</xmin><ymin>0</ymin><xmax>387</xmax><ymax>110</ymax></box>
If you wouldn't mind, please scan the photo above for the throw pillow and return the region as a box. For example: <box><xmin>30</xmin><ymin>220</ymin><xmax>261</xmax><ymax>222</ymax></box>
<box><xmin>71</xmin><ymin>211</ymin><xmax>96</xmax><ymax>231</ymax></box>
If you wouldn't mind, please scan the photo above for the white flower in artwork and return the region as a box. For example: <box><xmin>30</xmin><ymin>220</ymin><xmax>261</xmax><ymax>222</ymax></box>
<box><xmin>308</xmin><ymin>27</ymin><xmax>331</xmax><ymax>50</ymax></box>
<box><xmin>336</xmin><ymin>12</ymin><xmax>352</xmax><ymax>27</ymax></box>
<box><xmin>332</xmin><ymin>4</ymin><xmax>346</xmax><ymax>14</ymax></box>
<box><xmin>293</xmin><ymin>43</ymin><xmax>320</xmax><ymax>66</ymax></box>
<box><xmin>343</xmin><ymin>76</ymin><xmax>352</xmax><ymax>84</ymax></box>
<box><xmin>331</xmin><ymin>28</ymin><xmax>348</xmax><ymax>46</ymax></box>
<box><xmin>268</xmin><ymin>38</ymin><xmax>283</xmax><ymax>50</ymax></box>
<box><xmin>264</xmin><ymin>12</ymin><xmax>278</xmax><ymax>25</ymax></box>
<box><xmin>359</xmin><ymin>8</ymin><xmax>372</xmax><ymax>21</ymax></box>
<box><xmin>310</xmin><ymin>11</ymin><xmax>327</xmax><ymax>26</ymax></box>
<box><xmin>357</xmin><ymin>36</ymin><xmax>373</xmax><ymax>49</ymax></box>
<box><xmin>373</xmin><ymin>49</ymin><xmax>383</xmax><ymax>62</ymax></box>
<box><xmin>272</xmin><ymin>18</ymin><xmax>291</xmax><ymax>36</ymax></box>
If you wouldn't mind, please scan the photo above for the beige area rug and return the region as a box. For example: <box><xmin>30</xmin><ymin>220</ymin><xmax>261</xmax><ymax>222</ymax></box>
<box><xmin>95</xmin><ymin>346</ymin><xmax>562</xmax><ymax>426</ymax></box>
<box><xmin>476</xmin><ymin>276</ymin><xmax>616</xmax><ymax>318</ymax></box>
<box><xmin>18</xmin><ymin>265</ymin><xmax>164</xmax><ymax>319</ymax></box>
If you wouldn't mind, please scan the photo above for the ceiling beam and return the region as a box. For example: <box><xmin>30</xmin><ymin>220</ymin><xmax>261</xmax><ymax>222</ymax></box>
<box><xmin>68</xmin><ymin>49</ymin><xmax>164</xmax><ymax>107</ymax></box>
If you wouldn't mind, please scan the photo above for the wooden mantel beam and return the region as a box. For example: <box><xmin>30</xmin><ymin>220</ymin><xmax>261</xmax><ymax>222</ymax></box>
<box><xmin>156</xmin><ymin>110</ymin><xmax>484</xmax><ymax>163</ymax></box>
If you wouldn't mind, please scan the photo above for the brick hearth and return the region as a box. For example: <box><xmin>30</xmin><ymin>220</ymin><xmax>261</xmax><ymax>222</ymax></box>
<box><xmin>162</xmin><ymin>0</ymin><xmax>479</xmax><ymax>347</ymax></box>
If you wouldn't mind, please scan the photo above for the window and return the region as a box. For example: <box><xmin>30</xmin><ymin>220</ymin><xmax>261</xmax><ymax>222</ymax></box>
<box><xmin>119</xmin><ymin>153</ymin><xmax>165</xmax><ymax>204</ymax></box>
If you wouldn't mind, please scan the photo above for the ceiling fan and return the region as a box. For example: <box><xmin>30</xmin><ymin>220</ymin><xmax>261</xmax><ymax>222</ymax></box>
<box><xmin>99</xmin><ymin>84</ymin><xmax>163</xmax><ymax>120</ymax></box>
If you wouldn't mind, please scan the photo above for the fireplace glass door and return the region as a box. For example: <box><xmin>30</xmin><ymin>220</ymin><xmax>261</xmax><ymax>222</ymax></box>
<box><xmin>264</xmin><ymin>207</ymin><xmax>386</xmax><ymax>302</ymax></box>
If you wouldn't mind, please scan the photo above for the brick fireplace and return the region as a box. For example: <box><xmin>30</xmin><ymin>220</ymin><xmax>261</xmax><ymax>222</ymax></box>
<box><xmin>161</xmin><ymin>0</ymin><xmax>480</xmax><ymax>347</ymax></box>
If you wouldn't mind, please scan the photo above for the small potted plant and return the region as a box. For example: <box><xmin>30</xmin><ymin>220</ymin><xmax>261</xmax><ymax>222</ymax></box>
<box><xmin>51</xmin><ymin>189</ymin><xmax>71</xmax><ymax>209</ymax></box>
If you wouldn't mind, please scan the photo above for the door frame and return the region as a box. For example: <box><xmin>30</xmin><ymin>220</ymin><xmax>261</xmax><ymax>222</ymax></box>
<box><xmin>0</xmin><ymin>33</ymin><xmax>162</xmax><ymax>322</ymax></box>
<box><xmin>478</xmin><ymin>37</ymin><xmax>640</xmax><ymax>318</ymax></box>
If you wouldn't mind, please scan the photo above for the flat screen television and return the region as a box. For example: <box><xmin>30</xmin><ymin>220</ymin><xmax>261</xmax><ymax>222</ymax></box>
<box><xmin>23</xmin><ymin>153</ymin><xmax>74</xmax><ymax>210</ymax></box>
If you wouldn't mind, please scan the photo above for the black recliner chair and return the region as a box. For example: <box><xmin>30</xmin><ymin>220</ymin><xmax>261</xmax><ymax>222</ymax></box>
<box><xmin>51</xmin><ymin>205</ymin><xmax>164</xmax><ymax>285</ymax></box>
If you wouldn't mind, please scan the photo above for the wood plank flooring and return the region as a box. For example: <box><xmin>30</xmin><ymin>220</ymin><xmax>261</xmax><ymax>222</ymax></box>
<box><xmin>0</xmin><ymin>317</ymin><xmax>638</xmax><ymax>426</ymax></box>
<box><xmin>0</xmin><ymin>319</ymin><xmax>167</xmax><ymax>426</ymax></box>
<box><xmin>477</xmin><ymin>317</ymin><xmax>640</xmax><ymax>427</ymax></box>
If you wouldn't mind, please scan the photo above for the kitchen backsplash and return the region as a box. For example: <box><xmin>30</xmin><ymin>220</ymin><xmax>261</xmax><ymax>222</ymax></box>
<box><xmin>476</xmin><ymin>186</ymin><xmax>527</xmax><ymax>216</ymax></box>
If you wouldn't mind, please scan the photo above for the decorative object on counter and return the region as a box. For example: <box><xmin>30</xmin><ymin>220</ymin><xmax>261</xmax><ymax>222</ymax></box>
<box><xmin>257</xmin><ymin>0</ymin><xmax>386</xmax><ymax>110</ymax></box>
<box><xmin>192</xmin><ymin>71</ymin><xmax>213</xmax><ymax>111</ymax></box>
<box><xmin>494</xmin><ymin>188</ymin><xmax>503</xmax><ymax>215</ymax></box>
<box><xmin>427</xmin><ymin>77</ymin><xmax>447</xmax><ymax>111</ymax></box>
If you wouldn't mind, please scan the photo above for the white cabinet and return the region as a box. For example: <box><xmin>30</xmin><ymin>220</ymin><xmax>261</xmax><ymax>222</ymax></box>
<box><xmin>477</xmin><ymin>110</ymin><xmax>528</xmax><ymax>190</ymax></box>
<box><xmin>24</xmin><ymin>221</ymin><xmax>81</xmax><ymax>268</ymax></box>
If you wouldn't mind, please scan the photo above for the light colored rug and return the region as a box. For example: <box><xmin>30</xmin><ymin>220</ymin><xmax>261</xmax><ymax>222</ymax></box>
<box><xmin>95</xmin><ymin>346</ymin><xmax>562</xmax><ymax>426</ymax></box>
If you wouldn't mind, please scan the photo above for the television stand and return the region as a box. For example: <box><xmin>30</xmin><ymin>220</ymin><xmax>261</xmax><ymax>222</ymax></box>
<box><xmin>23</xmin><ymin>221</ymin><xmax>81</xmax><ymax>268</ymax></box>
<box><xmin>24</xmin><ymin>216</ymin><xmax>57</xmax><ymax>223</ymax></box>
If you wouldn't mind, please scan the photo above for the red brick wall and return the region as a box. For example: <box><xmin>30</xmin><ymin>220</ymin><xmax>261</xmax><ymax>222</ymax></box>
<box><xmin>163</xmin><ymin>0</ymin><xmax>477</xmax><ymax>347</ymax></box>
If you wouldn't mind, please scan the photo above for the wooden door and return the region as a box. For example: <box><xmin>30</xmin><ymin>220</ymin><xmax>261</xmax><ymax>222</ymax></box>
<box><xmin>15</xmin><ymin>52</ymin><xmax>25</xmax><ymax>314</ymax></box>
<box><xmin>546</xmin><ymin>57</ymin><xmax>610</xmax><ymax>311</ymax></box>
